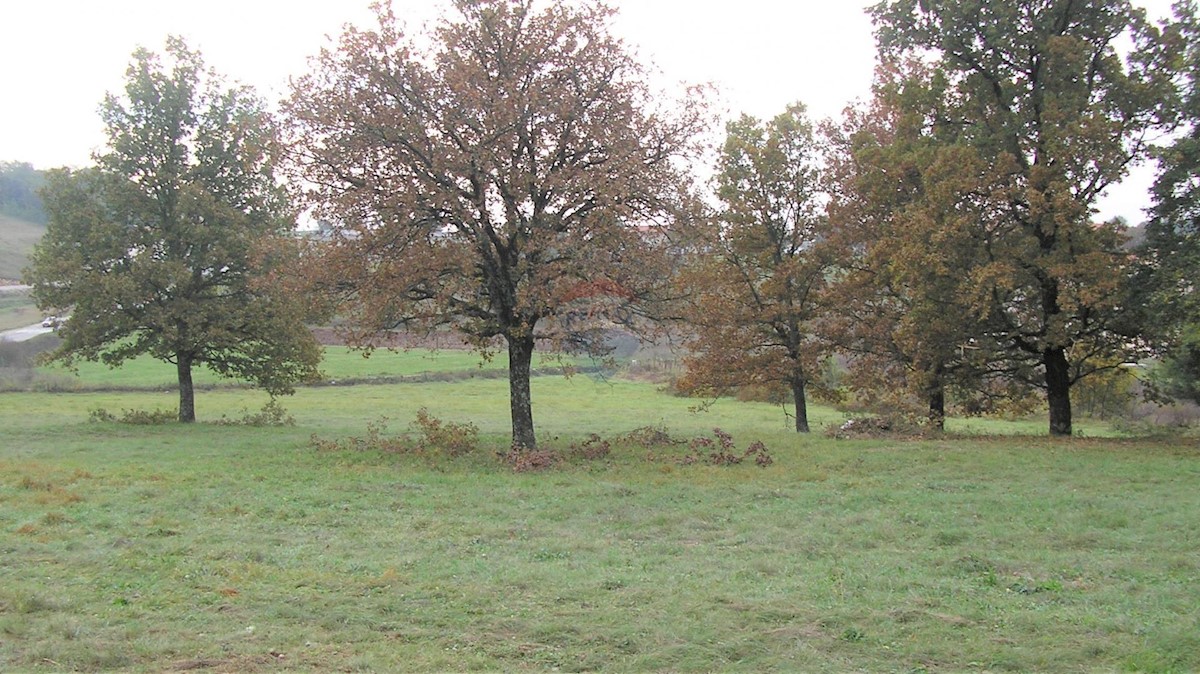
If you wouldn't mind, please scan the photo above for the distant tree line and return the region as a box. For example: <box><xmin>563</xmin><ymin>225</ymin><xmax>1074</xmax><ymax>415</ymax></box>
<box><xmin>0</xmin><ymin>161</ymin><xmax>47</xmax><ymax>224</ymax></box>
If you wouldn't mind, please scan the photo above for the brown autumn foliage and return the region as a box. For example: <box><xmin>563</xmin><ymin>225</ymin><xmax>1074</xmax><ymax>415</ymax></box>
<box><xmin>858</xmin><ymin>0</ymin><xmax>1184</xmax><ymax>435</ymax></box>
<box><xmin>284</xmin><ymin>0</ymin><xmax>706</xmax><ymax>448</ymax></box>
<box><xmin>676</xmin><ymin>103</ymin><xmax>831</xmax><ymax>433</ymax></box>
<box><xmin>822</xmin><ymin>62</ymin><xmax>1008</xmax><ymax>428</ymax></box>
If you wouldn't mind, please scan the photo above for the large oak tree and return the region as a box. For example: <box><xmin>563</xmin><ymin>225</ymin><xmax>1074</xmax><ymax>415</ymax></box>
<box><xmin>25</xmin><ymin>39</ymin><xmax>322</xmax><ymax>422</ymax></box>
<box><xmin>286</xmin><ymin>0</ymin><xmax>704</xmax><ymax>448</ymax></box>
<box><xmin>869</xmin><ymin>0</ymin><xmax>1182</xmax><ymax>435</ymax></box>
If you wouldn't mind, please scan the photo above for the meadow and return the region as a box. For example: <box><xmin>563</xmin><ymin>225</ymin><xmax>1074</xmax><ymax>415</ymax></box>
<box><xmin>0</xmin><ymin>289</ymin><xmax>41</xmax><ymax>333</ymax></box>
<box><xmin>1</xmin><ymin>347</ymin><xmax>1198</xmax><ymax>672</ymax></box>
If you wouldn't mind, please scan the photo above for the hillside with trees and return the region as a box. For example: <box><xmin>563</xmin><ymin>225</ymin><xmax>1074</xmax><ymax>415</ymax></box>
<box><xmin>0</xmin><ymin>161</ymin><xmax>48</xmax><ymax>281</ymax></box>
<box><xmin>0</xmin><ymin>213</ymin><xmax>44</xmax><ymax>282</ymax></box>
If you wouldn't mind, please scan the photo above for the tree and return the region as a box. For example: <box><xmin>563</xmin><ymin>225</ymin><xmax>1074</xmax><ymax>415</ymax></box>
<box><xmin>823</xmin><ymin>62</ymin><xmax>1030</xmax><ymax>428</ymax></box>
<box><xmin>870</xmin><ymin>0</ymin><xmax>1182</xmax><ymax>435</ymax></box>
<box><xmin>286</xmin><ymin>0</ymin><xmax>704</xmax><ymax>448</ymax></box>
<box><xmin>24</xmin><ymin>38</ymin><xmax>321</xmax><ymax>422</ymax></box>
<box><xmin>1137</xmin><ymin>2</ymin><xmax>1200</xmax><ymax>404</ymax></box>
<box><xmin>0</xmin><ymin>161</ymin><xmax>47</xmax><ymax>224</ymax></box>
<box><xmin>824</xmin><ymin>66</ymin><xmax>980</xmax><ymax>427</ymax></box>
<box><xmin>677</xmin><ymin>104</ymin><xmax>828</xmax><ymax>433</ymax></box>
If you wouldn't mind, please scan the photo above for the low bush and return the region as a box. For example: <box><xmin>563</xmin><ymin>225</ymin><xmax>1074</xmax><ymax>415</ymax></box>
<box><xmin>309</xmin><ymin>418</ymin><xmax>406</xmax><ymax>453</ymax></box>
<box><xmin>410</xmin><ymin>407</ymin><xmax>478</xmax><ymax>456</ymax></box>
<box><xmin>619</xmin><ymin>425</ymin><xmax>682</xmax><ymax>448</ymax></box>
<box><xmin>679</xmin><ymin>427</ymin><xmax>773</xmax><ymax>467</ymax></box>
<box><xmin>88</xmin><ymin>407</ymin><xmax>177</xmax><ymax>425</ymax></box>
<box><xmin>501</xmin><ymin>445</ymin><xmax>562</xmax><ymax>472</ymax></box>
<box><xmin>214</xmin><ymin>399</ymin><xmax>296</xmax><ymax>427</ymax></box>
<box><xmin>570</xmin><ymin>433</ymin><xmax>611</xmax><ymax>460</ymax></box>
<box><xmin>826</xmin><ymin>414</ymin><xmax>931</xmax><ymax>439</ymax></box>
<box><xmin>310</xmin><ymin>410</ymin><xmax>480</xmax><ymax>457</ymax></box>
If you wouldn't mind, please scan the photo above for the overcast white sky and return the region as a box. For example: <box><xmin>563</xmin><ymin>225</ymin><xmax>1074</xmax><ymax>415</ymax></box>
<box><xmin>0</xmin><ymin>0</ymin><xmax>1178</xmax><ymax>223</ymax></box>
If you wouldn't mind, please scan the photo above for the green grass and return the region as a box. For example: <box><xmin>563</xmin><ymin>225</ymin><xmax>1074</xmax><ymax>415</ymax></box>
<box><xmin>0</xmin><ymin>213</ymin><xmax>44</xmax><ymax>281</ymax></box>
<box><xmin>35</xmin><ymin>345</ymin><xmax>600</xmax><ymax>390</ymax></box>
<box><xmin>0</xmin><ymin>289</ymin><xmax>40</xmax><ymax>332</ymax></box>
<box><xmin>1</xmin><ymin>364</ymin><xmax>1198</xmax><ymax>672</ymax></box>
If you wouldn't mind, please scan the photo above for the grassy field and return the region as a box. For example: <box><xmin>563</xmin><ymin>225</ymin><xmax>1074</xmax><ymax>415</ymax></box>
<box><xmin>2</xmin><ymin>350</ymin><xmax>1198</xmax><ymax>672</ymax></box>
<box><xmin>0</xmin><ymin>213</ymin><xmax>44</xmax><ymax>281</ymax></box>
<box><xmin>0</xmin><ymin>288</ymin><xmax>41</xmax><ymax>333</ymax></box>
<box><xmin>35</xmin><ymin>346</ymin><xmax>515</xmax><ymax>390</ymax></box>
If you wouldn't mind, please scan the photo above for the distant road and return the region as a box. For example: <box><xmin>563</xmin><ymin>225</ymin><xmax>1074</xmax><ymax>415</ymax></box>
<box><xmin>0</xmin><ymin>284</ymin><xmax>32</xmax><ymax>295</ymax></box>
<box><xmin>0</xmin><ymin>323</ymin><xmax>52</xmax><ymax>343</ymax></box>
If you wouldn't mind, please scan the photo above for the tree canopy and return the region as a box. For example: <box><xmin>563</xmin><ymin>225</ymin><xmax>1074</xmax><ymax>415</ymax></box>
<box><xmin>0</xmin><ymin>161</ymin><xmax>47</xmax><ymax>224</ymax></box>
<box><xmin>1137</xmin><ymin>2</ymin><xmax>1200</xmax><ymax>404</ymax></box>
<box><xmin>866</xmin><ymin>0</ymin><xmax>1182</xmax><ymax>435</ymax></box>
<box><xmin>823</xmin><ymin>63</ymin><xmax>1006</xmax><ymax>428</ymax></box>
<box><xmin>677</xmin><ymin>103</ymin><xmax>829</xmax><ymax>432</ymax></box>
<box><xmin>286</xmin><ymin>0</ymin><xmax>705</xmax><ymax>448</ymax></box>
<box><xmin>24</xmin><ymin>38</ymin><xmax>321</xmax><ymax>422</ymax></box>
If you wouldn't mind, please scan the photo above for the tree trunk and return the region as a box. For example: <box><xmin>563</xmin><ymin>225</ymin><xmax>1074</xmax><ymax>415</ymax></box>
<box><xmin>507</xmin><ymin>333</ymin><xmax>537</xmax><ymax>449</ymax></box>
<box><xmin>1045</xmin><ymin>346</ymin><xmax>1072</xmax><ymax>436</ymax></box>
<box><xmin>791</xmin><ymin>377</ymin><xmax>810</xmax><ymax>433</ymax></box>
<box><xmin>177</xmin><ymin>352</ymin><xmax>196</xmax><ymax>423</ymax></box>
<box><xmin>928</xmin><ymin>386</ymin><xmax>945</xmax><ymax>431</ymax></box>
<box><xmin>926</xmin><ymin>364</ymin><xmax>945</xmax><ymax>431</ymax></box>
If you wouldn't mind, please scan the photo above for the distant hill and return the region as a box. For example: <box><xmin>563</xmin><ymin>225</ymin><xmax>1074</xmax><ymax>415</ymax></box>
<box><xmin>0</xmin><ymin>213</ymin><xmax>45</xmax><ymax>282</ymax></box>
<box><xmin>0</xmin><ymin>161</ymin><xmax>47</xmax><ymax>225</ymax></box>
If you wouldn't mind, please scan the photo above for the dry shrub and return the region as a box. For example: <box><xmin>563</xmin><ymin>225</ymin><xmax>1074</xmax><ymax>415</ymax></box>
<box><xmin>215</xmin><ymin>399</ymin><xmax>295</xmax><ymax>427</ymax></box>
<box><xmin>620</xmin><ymin>425</ymin><xmax>682</xmax><ymax>448</ymax></box>
<box><xmin>410</xmin><ymin>408</ymin><xmax>478</xmax><ymax>456</ymax></box>
<box><xmin>501</xmin><ymin>446</ymin><xmax>561</xmax><ymax>472</ymax></box>
<box><xmin>1115</xmin><ymin>399</ymin><xmax>1200</xmax><ymax>435</ymax></box>
<box><xmin>825</xmin><ymin>415</ymin><xmax>930</xmax><ymax>439</ymax></box>
<box><xmin>310</xmin><ymin>411</ymin><xmax>479</xmax><ymax>456</ymax></box>
<box><xmin>571</xmin><ymin>434</ymin><xmax>611</xmax><ymax>460</ymax></box>
<box><xmin>680</xmin><ymin>428</ymin><xmax>773</xmax><ymax>467</ymax></box>
<box><xmin>309</xmin><ymin>418</ymin><xmax>407</xmax><ymax>453</ymax></box>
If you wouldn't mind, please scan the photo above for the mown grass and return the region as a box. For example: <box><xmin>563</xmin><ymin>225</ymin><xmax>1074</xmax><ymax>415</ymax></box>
<box><xmin>0</xmin><ymin>290</ymin><xmax>40</xmax><ymax>332</ymax></box>
<box><xmin>33</xmin><ymin>345</ymin><xmax>601</xmax><ymax>390</ymax></box>
<box><xmin>1</xmin><ymin>359</ymin><xmax>1198</xmax><ymax>672</ymax></box>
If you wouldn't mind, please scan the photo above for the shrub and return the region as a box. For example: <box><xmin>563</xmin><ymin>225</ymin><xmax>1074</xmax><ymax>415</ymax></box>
<box><xmin>310</xmin><ymin>411</ymin><xmax>479</xmax><ymax>457</ymax></box>
<box><xmin>310</xmin><ymin>418</ymin><xmax>407</xmax><ymax>453</ymax></box>
<box><xmin>825</xmin><ymin>414</ymin><xmax>930</xmax><ymax>439</ymax></box>
<box><xmin>410</xmin><ymin>408</ymin><xmax>478</xmax><ymax>456</ymax></box>
<box><xmin>1073</xmin><ymin>364</ymin><xmax>1137</xmax><ymax>420</ymax></box>
<box><xmin>681</xmin><ymin>428</ymin><xmax>773</xmax><ymax>467</ymax></box>
<box><xmin>88</xmin><ymin>407</ymin><xmax>176</xmax><ymax>425</ymax></box>
<box><xmin>571</xmin><ymin>433</ymin><xmax>611</xmax><ymax>460</ymax></box>
<box><xmin>619</xmin><ymin>425</ymin><xmax>682</xmax><ymax>448</ymax></box>
<box><xmin>501</xmin><ymin>446</ymin><xmax>561</xmax><ymax>472</ymax></box>
<box><xmin>733</xmin><ymin>382</ymin><xmax>789</xmax><ymax>404</ymax></box>
<box><xmin>214</xmin><ymin>399</ymin><xmax>295</xmax><ymax>427</ymax></box>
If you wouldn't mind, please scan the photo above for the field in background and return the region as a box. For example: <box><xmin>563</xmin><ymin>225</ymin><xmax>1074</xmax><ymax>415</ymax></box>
<box><xmin>0</xmin><ymin>213</ymin><xmax>44</xmax><ymax>282</ymax></box>
<box><xmin>0</xmin><ymin>287</ymin><xmax>40</xmax><ymax>333</ymax></box>
<box><xmin>1</xmin><ymin>349</ymin><xmax>1199</xmax><ymax>672</ymax></box>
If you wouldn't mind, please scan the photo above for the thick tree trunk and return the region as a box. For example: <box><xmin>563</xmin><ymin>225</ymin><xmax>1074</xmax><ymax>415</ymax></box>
<box><xmin>1044</xmin><ymin>346</ymin><xmax>1072</xmax><ymax>436</ymax></box>
<box><xmin>926</xmin><ymin>364</ymin><xmax>946</xmax><ymax>431</ymax></box>
<box><xmin>928</xmin><ymin>387</ymin><xmax>945</xmax><ymax>431</ymax></box>
<box><xmin>791</xmin><ymin>377</ymin><xmax>810</xmax><ymax>433</ymax></box>
<box><xmin>507</xmin><ymin>333</ymin><xmax>537</xmax><ymax>449</ymax></box>
<box><xmin>177</xmin><ymin>353</ymin><xmax>196</xmax><ymax>423</ymax></box>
